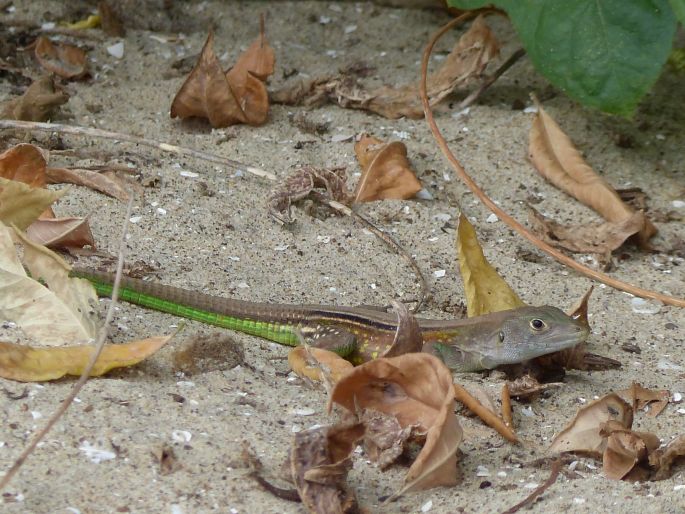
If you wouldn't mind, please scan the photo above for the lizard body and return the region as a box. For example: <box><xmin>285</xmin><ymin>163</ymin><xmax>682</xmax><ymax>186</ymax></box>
<box><xmin>71</xmin><ymin>267</ymin><xmax>589</xmax><ymax>372</ymax></box>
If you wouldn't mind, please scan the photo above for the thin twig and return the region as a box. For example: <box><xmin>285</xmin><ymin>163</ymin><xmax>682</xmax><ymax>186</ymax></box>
<box><xmin>0</xmin><ymin>120</ymin><xmax>429</xmax><ymax>309</ymax></box>
<box><xmin>0</xmin><ymin>120</ymin><xmax>275</xmax><ymax>180</ymax></box>
<box><xmin>419</xmin><ymin>17</ymin><xmax>685</xmax><ymax>308</ymax></box>
<box><xmin>453</xmin><ymin>383</ymin><xmax>519</xmax><ymax>443</ymax></box>
<box><xmin>0</xmin><ymin>196</ymin><xmax>135</xmax><ymax>491</ymax></box>
<box><xmin>457</xmin><ymin>48</ymin><xmax>526</xmax><ymax>111</ymax></box>
<box><xmin>501</xmin><ymin>457</ymin><xmax>562</xmax><ymax>514</ymax></box>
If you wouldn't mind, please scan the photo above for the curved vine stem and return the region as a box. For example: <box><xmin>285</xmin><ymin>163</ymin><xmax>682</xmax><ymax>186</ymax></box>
<box><xmin>419</xmin><ymin>15</ymin><xmax>685</xmax><ymax>308</ymax></box>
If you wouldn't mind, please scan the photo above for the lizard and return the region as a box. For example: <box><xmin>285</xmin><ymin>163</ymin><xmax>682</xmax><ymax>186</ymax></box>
<box><xmin>70</xmin><ymin>267</ymin><xmax>589</xmax><ymax>372</ymax></box>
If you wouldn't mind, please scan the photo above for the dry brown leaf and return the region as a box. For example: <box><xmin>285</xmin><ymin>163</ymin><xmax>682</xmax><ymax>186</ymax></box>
<box><xmin>353</xmin><ymin>135</ymin><xmax>422</xmax><ymax>202</ymax></box>
<box><xmin>456</xmin><ymin>213</ymin><xmax>525</xmax><ymax>317</ymax></box>
<box><xmin>600</xmin><ymin>421</ymin><xmax>661</xmax><ymax>481</ymax></box>
<box><xmin>617</xmin><ymin>382</ymin><xmax>670</xmax><ymax>418</ymax></box>
<box><xmin>271</xmin><ymin>15</ymin><xmax>498</xmax><ymax>119</ymax></box>
<box><xmin>0</xmin><ymin>144</ymin><xmax>49</xmax><ymax>188</ymax></box>
<box><xmin>528</xmin><ymin>96</ymin><xmax>656</xmax><ymax>247</ymax></box>
<box><xmin>170</xmin><ymin>31</ymin><xmax>243</xmax><ymax>128</ymax></box>
<box><xmin>34</xmin><ymin>36</ymin><xmax>88</xmax><ymax>79</ymax></box>
<box><xmin>46</xmin><ymin>166</ymin><xmax>132</xmax><ymax>202</ymax></box>
<box><xmin>290</xmin><ymin>423</ymin><xmax>364</xmax><ymax>514</ymax></box>
<box><xmin>170</xmin><ymin>22</ymin><xmax>273</xmax><ymax>128</ymax></box>
<box><xmin>549</xmin><ymin>393</ymin><xmax>632</xmax><ymax>457</ymax></box>
<box><xmin>268</xmin><ymin>166</ymin><xmax>350</xmax><ymax>224</ymax></box>
<box><xmin>26</xmin><ymin>217</ymin><xmax>95</xmax><ymax>249</ymax></box>
<box><xmin>288</xmin><ymin>346</ymin><xmax>353</xmax><ymax>384</ymax></box>
<box><xmin>330</xmin><ymin>353</ymin><xmax>462</xmax><ymax>496</ymax></box>
<box><xmin>648</xmin><ymin>435</ymin><xmax>685</xmax><ymax>480</ymax></box>
<box><xmin>0</xmin><ymin>336</ymin><xmax>171</xmax><ymax>382</ymax></box>
<box><xmin>380</xmin><ymin>301</ymin><xmax>423</xmax><ymax>358</ymax></box>
<box><xmin>0</xmin><ymin>76</ymin><xmax>69</xmax><ymax>121</ymax></box>
<box><xmin>528</xmin><ymin>206</ymin><xmax>647</xmax><ymax>255</ymax></box>
<box><xmin>361</xmin><ymin>409</ymin><xmax>414</xmax><ymax>470</ymax></box>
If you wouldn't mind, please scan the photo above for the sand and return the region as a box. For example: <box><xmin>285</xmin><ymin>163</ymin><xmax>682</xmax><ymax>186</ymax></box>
<box><xmin>1</xmin><ymin>1</ymin><xmax>684</xmax><ymax>513</ymax></box>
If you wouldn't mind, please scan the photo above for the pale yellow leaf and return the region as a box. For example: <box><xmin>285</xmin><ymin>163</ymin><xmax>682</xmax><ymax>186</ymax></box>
<box><xmin>0</xmin><ymin>336</ymin><xmax>171</xmax><ymax>382</ymax></box>
<box><xmin>456</xmin><ymin>213</ymin><xmax>525</xmax><ymax>317</ymax></box>
<box><xmin>0</xmin><ymin>223</ymin><xmax>96</xmax><ymax>345</ymax></box>
<box><xmin>0</xmin><ymin>177</ymin><xmax>65</xmax><ymax>230</ymax></box>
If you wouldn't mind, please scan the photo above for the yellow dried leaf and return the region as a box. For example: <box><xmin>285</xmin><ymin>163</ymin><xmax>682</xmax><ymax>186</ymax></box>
<box><xmin>0</xmin><ymin>336</ymin><xmax>171</xmax><ymax>382</ymax></box>
<box><xmin>0</xmin><ymin>223</ymin><xmax>97</xmax><ymax>344</ymax></box>
<box><xmin>0</xmin><ymin>178</ymin><xmax>64</xmax><ymax>230</ymax></box>
<box><xmin>456</xmin><ymin>213</ymin><xmax>525</xmax><ymax>317</ymax></box>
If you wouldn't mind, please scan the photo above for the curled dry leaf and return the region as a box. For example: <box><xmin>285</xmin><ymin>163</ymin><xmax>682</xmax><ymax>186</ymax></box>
<box><xmin>380</xmin><ymin>301</ymin><xmax>423</xmax><ymax>358</ymax></box>
<box><xmin>0</xmin><ymin>76</ymin><xmax>69</xmax><ymax>121</ymax></box>
<box><xmin>600</xmin><ymin>421</ymin><xmax>661</xmax><ymax>481</ymax></box>
<box><xmin>353</xmin><ymin>135</ymin><xmax>422</xmax><ymax>202</ymax></box>
<box><xmin>34</xmin><ymin>36</ymin><xmax>88</xmax><ymax>79</ymax></box>
<box><xmin>528</xmin><ymin>96</ymin><xmax>656</xmax><ymax>247</ymax></box>
<box><xmin>0</xmin><ymin>336</ymin><xmax>172</xmax><ymax>382</ymax></box>
<box><xmin>617</xmin><ymin>382</ymin><xmax>670</xmax><ymax>418</ymax></box>
<box><xmin>456</xmin><ymin>213</ymin><xmax>525</xmax><ymax>317</ymax></box>
<box><xmin>648</xmin><ymin>435</ymin><xmax>685</xmax><ymax>481</ymax></box>
<box><xmin>290</xmin><ymin>423</ymin><xmax>364</xmax><ymax>514</ymax></box>
<box><xmin>170</xmin><ymin>23</ymin><xmax>274</xmax><ymax>128</ymax></box>
<box><xmin>549</xmin><ymin>393</ymin><xmax>632</xmax><ymax>457</ymax></box>
<box><xmin>26</xmin><ymin>217</ymin><xmax>95</xmax><ymax>249</ymax></box>
<box><xmin>268</xmin><ymin>166</ymin><xmax>350</xmax><ymax>224</ymax></box>
<box><xmin>271</xmin><ymin>15</ymin><xmax>498</xmax><ymax>119</ymax></box>
<box><xmin>287</xmin><ymin>346</ymin><xmax>353</xmax><ymax>384</ymax></box>
<box><xmin>46</xmin><ymin>166</ymin><xmax>132</xmax><ymax>202</ymax></box>
<box><xmin>330</xmin><ymin>353</ymin><xmax>462</xmax><ymax>496</ymax></box>
<box><xmin>0</xmin><ymin>144</ymin><xmax>49</xmax><ymax>188</ymax></box>
<box><xmin>528</xmin><ymin>206</ymin><xmax>647</xmax><ymax>256</ymax></box>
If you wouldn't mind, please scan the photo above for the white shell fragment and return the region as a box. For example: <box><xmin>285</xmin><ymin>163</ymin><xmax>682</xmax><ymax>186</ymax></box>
<box><xmin>172</xmin><ymin>430</ymin><xmax>192</xmax><ymax>443</ymax></box>
<box><xmin>631</xmin><ymin>297</ymin><xmax>661</xmax><ymax>315</ymax></box>
<box><xmin>79</xmin><ymin>441</ymin><xmax>116</xmax><ymax>463</ymax></box>
<box><xmin>107</xmin><ymin>41</ymin><xmax>125</xmax><ymax>59</ymax></box>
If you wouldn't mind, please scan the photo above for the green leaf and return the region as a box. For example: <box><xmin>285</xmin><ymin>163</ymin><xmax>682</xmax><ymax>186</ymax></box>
<box><xmin>670</xmin><ymin>0</ymin><xmax>685</xmax><ymax>24</ymax></box>
<box><xmin>448</xmin><ymin>0</ymin><xmax>677</xmax><ymax>115</ymax></box>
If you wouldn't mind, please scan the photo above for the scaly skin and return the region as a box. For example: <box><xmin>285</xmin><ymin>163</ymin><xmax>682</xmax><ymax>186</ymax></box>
<box><xmin>71</xmin><ymin>267</ymin><xmax>589</xmax><ymax>372</ymax></box>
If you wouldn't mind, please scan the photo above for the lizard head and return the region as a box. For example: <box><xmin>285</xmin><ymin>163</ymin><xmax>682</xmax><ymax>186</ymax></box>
<box><xmin>479</xmin><ymin>305</ymin><xmax>589</xmax><ymax>369</ymax></box>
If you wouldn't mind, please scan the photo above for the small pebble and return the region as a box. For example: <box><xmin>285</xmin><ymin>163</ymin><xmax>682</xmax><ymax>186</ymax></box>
<box><xmin>294</xmin><ymin>408</ymin><xmax>316</xmax><ymax>416</ymax></box>
<box><xmin>672</xmin><ymin>200</ymin><xmax>685</xmax><ymax>208</ymax></box>
<box><xmin>172</xmin><ymin>430</ymin><xmax>192</xmax><ymax>443</ymax></box>
<box><xmin>486</xmin><ymin>213</ymin><xmax>498</xmax><ymax>223</ymax></box>
<box><xmin>433</xmin><ymin>270</ymin><xmax>446</xmax><ymax>278</ymax></box>
<box><xmin>421</xmin><ymin>500</ymin><xmax>433</xmax><ymax>512</ymax></box>
<box><xmin>330</xmin><ymin>134</ymin><xmax>353</xmax><ymax>143</ymax></box>
<box><xmin>180</xmin><ymin>170</ymin><xmax>199</xmax><ymax>178</ymax></box>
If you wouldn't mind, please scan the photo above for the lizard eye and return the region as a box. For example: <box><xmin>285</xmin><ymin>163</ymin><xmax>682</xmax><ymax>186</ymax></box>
<box><xmin>530</xmin><ymin>318</ymin><xmax>546</xmax><ymax>331</ymax></box>
<box><xmin>499</xmin><ymin>331</ymin><xmax>505</xmax><ymax>342</ymax></box>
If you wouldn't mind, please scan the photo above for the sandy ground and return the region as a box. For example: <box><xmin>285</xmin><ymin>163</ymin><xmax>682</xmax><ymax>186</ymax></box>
<box><xmin>1</xmin><ymin>1</ymin><xmax>684</xmax><ymax>513</ymax></box>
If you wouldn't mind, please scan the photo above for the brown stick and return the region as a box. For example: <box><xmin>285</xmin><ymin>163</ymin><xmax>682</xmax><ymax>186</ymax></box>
<box><xmin>457</xmin><ymin>48</ymin><xmax>526</xmax><ymax>111</ymax></box>
<box><xmin>418</xmin><ymin>18</ymin><xmax>685</xmax><ymax>308</ymax></box>
<box><xmin>501</xmin><ymin>383</ymin><xmax>513</xmax><ymax>428</ymax></box>
<box><xmin>0</xmin><ymin>196</ymin><xmax>135</xmax><ymax>491</ymax></box>
<box><xmin>453</xmin><ymin>383</ymin><xmax>519</xmax><ymax>443</ymax></box>
<box><xmin>501</xmin><ymin>457</ymin><xmax>562</xmax><ymax>514</ymax></box>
